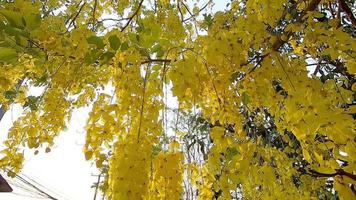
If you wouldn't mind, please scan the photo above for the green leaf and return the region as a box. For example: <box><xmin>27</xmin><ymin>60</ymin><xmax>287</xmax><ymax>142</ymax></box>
<box><xmin>100</xmin><ymin>51</ymin><xmax>115</xmax><ymax>65</ymax></box>
<box><xmin>152</xmin><ymin>145</ymin><xmax>162</xmax><ymax>156</ymax></box>
<box><xmin>24</xmin><ymin>96</ymin><xmax>39</xmax><ymax>111</ymax></box>
<box><xmin>0</xmin><ymin>10</ymin><xmax>24</xmax><ymax>28</ymax></box>
<box><xmin>84</xmin><ymin>49</ymin><xmax>101</xmax><ymax>65</ymax></box>
<box><xmin>0</xmin><ymin>47</ymin><xmax>17</xmax><ymax>62</ymax></box>
<box><xmin>314</xmin><ymin>12</ymin><xmax>326</xmax><ymax>19</ymax></box>
<box><xmin>151</xmin><ymin>44</ymin><xmax>164</xmax><ymax>58</ymax></box>
<box><xmin>128</xmin><ymin>33</ymin><xmax>139</xmax><ymax>43</ymax></box>
<box><xmin>203</xmin><ymin>13</ymin><xmax>213</xmax><ymax>28</ymax></box>
<box><xmin>4</xmin><ymin>25</ymin><xmax>30</xmax><ymax>38</ymax></box>
<box><xmin>139</xmin><ymin>48</ymin><xmax>148</xmax><ymax>57</ymax></box>
<box><xmin>4</xmin><ymin>90</ymin><xmax>17</xmax><ymax>100</ymax></box>
<box><xmin>23</xmin><ymin>14</ymin><xmax>41</xmax><ymax>30</ymax></box>
<box><xmin>241</xmin><ymin>92</ymin><xmax>250</xmax><ymax>105</ymax></box>
<box><xmin>34</xmin><ymin>75</ymin><xmax>48</xmax><ymax>86</ymax></box>
<box><xmin>226</xmin><ymin>147</ymin><xmax>238</xmax><ymax>160</ymax></box>
<box><xmin>108</xmin><ymin>35</ymin><xmax>121</xmax><ymax>51</ymax></box>
<box><xmin>137</xmin><ymin>21</ymin><xmax>145</xmax><ymax>33</ymax></box>
<box><xmin>0</xmin><ymin>37</ymin><xmax>18</xmax><ymax>48</ymax></box>
<box><xmin>15</xmin><ymin>35</ymin><xmax>29</xmax><ymax>47</ymax></box>
<box><xmin>120</xmin><ymin>41</ymin><xmax>129</xmax><ymax>51</ymax></box>
<box><xmin>86</xmin><ymin>36</ymin><xmax>104</xmax><ymax>49</ymax></box>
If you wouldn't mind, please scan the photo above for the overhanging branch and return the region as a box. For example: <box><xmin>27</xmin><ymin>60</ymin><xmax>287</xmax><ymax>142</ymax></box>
<box><xmin>338</xmin><ymin>0</ymin><xmax>356</xmax><ymax>26</ymax></box>
<box><xmin>307</xmin><ymin>168</ymin><xmax>356</xmax><ymax>181</ymax></box>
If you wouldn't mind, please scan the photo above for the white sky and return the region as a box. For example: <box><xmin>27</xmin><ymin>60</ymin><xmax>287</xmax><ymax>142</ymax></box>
<box><xmin>0</xmin><ymin>105</ymin><xmax>99</xmax><ymax>200</ymax></box>
<box><xmin>0</xmin><ymin>1</ymin><xmax>229</xmax><ymax>200</ymax></box>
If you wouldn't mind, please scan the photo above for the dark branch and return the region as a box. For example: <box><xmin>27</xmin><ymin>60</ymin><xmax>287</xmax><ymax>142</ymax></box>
<box><xmin>273</xmin><ymin>0</ymin><xmax>322</xmax><ymax>51</ymax></box>
<box><xmin>68</xmin><ymin>1</ymin><xmax>86</xmax><ymax>30</ymax></box>
<box><xmin>338</xmin><ymin>0</ymin><xmax>356</xmax><ymax>26</ymax></box>
<box><xmin>307</xmin><ymin>168</ymin><xmax>356</xmax><ymax>181</ymax></box>
<box><xmin>141</xmin><ymin>58</ymin><xmax>173</xmax><ymax>64</ymax></box>
<box><xmin>181</xmin><ymin>0</ymin><xmax>211</xmax><ymax>22</ymax></box>
<box><xmin>121</xmin><ymin>0</ymin><xmax>144</xmax><ymax>32</ymax></box>
<box><xmin>92</xmin><ymin>0</ymin><xmax>98</xmax><ymax>23</ymax></box>
<box><xmin>245</xmin><ymin>0</ymin><xmax>322</xmax><ymax>75</ymax></box>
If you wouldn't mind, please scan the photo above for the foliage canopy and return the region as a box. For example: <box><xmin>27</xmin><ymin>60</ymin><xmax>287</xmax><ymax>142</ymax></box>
<box><xmin>0</xmin><ymin>0</ymin><xmax>355</xmax><ymax>199</ymax></box>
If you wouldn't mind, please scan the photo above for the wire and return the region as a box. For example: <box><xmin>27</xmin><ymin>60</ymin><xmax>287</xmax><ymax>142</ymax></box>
<box><xmin>3</xmin><ymin>169</ymin><xmax>60</xmax><ymax>200</ymax></box>
<box><xmin>19</xmin><ymin>172</ymin><xmax>72</xmax><ymax>200</ymax></box>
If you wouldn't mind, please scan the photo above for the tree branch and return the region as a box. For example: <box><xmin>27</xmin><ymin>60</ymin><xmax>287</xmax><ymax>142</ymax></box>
<box><xmin>121</xmin><ymin>0</ymin><xmax>144</xmax><ymax>32</ymax></box>
<box><xmin>141</xmin><ymin>58</ymin><xmax>173</xmax><ymax>64</ymax></box>
<box><xmin>181</xmin><ymin>0</ymin><xmax>212</xmax><ymax>22</ymax></box>
<box><xmin>246</xmin><ymin>0</ymin><xmax>322</xmax><ymax>75</ymax></box>
<box><xmin>247</xmin><ymin>53</ymin><xmax>269</xmax><ymax>74</ymax></box>
<box><xmin>273</xmin><ymin>0</ymin><xmax>322</xmax><ymax>51</ymax></box>
<box><xmin>67</xmin><ymin>1</ymin><xmax>86</xmax><ymax>30</ymax></box>
<box><xmin>177</xmin><ymin>0</ymin><xmax>184</xmax><ymax>22</ymax></box>
<box><xmin>307</xmin><ymin>168</ymin><xmax>356</xmax><ymax>181</ymax></box>
<box><xmin>338</xmin><ymin>0</ymin><xmax>356</xmax><ymax>26</ymax></box>
<box><xmin>92</xmin><ymin>0</ymin><xmax>98</xmax><ymax>23</ymax></box>
<box><xmin>64</xmin><ymin>0</ymin><xmax>83</xmax><ymax>25</ymax></box>
<box><xmin>313</xmin><ymin>62</ymin><xmax>321</xmax><ymax>76</ymax></box>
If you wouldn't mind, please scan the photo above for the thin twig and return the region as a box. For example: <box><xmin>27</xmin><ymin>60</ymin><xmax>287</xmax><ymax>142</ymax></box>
<box><xmin>313</xmin><ymin>62</ymin><xmax>321</xmax><ymax>76</ymax></box>
<box><xmin>247</xmin><ymin>53</ymin><xmax>269</xmax><ymax>74</ymax></box>
<box><xmin>333</xmin><ymin>81</ymin><xmax>347</xmax><ymax>105</ymax></box>
<box><xmin>93</xmin><ymin>0</ymin><xmax>98</xmax><ymax>21</ymax></box>
<box><xmin>177</xmin><ymin>0</ymin><xmax>184</xmax><ymax>22</ymax></box>
<box><xmin>202</xmin><ymin>61</ymin><xmax>222</xmax><ymax>108</ymax></box>
<box><xmin>93</xmin><ymin>173</ymin><xmax>101</xmax><ymax>200</ymax></box>
<box><xmin>141</xmin><ymin>58</ymin><xmax>173</xmax><ymax>64</ymax></box>
<box><xmin>276</xmin><ymin>55</ymin><xmax>296</xmax><ymax>91</ymax></box>
<box><xmin>64</xmin><ymin>0</ymin><xmax>83</xmax><ymax>25</ymax></box>
<box><xmin>246</xmin><ymin>0</ymin><xmax>322</xmax><ymax>76</ymax></box>
<box><xmin>121</xmin><ymin>0</ymin><xmax>144</xmax><ymax>32</ymax></box>
<box><xmin>98</xmin><ymin>17</ymin><xmax>129</xmax><ymax>23</ymax></box>
<box><xmin>68</xmin><ymin>2</ymin><xmax>86</xmax><ymax>30</ymax></box>
<box><xmin>182</xmin><ymin>0</ymin><xmax>212</xmax><ymax>22</ymax></box>
<box><xmin>307</xmin><ymin>168</ymin><xmax>356</xmax><ymax>181</ymax></box>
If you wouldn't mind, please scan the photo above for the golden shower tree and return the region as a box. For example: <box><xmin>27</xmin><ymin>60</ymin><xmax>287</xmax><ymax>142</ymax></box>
<box><xmin>0</xmin><ymin>0</ymin><xmax>355</xmax><ymax>199</ymax></box>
